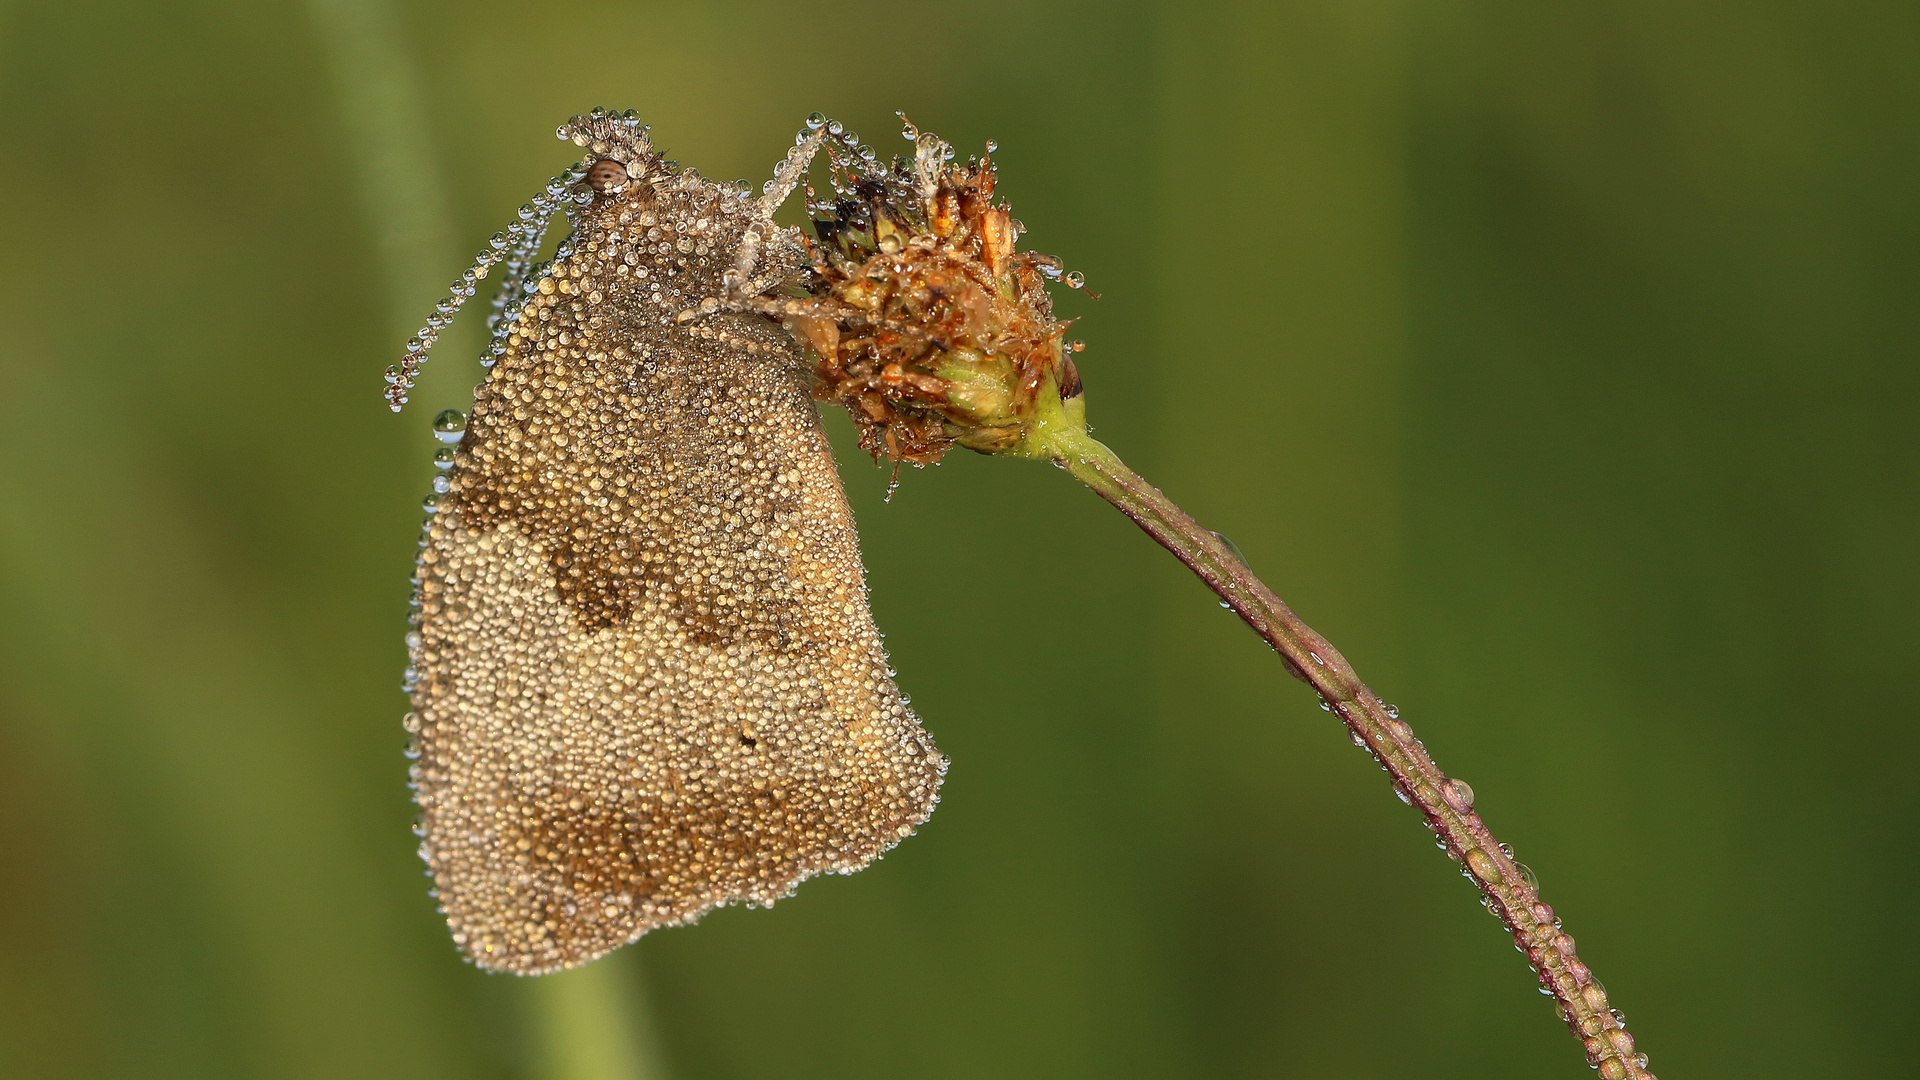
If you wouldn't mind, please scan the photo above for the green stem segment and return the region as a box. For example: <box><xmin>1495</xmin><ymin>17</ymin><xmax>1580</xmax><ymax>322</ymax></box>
<box><xmin>530</xmin><ymin>951</ymin><xmax>664</xmax><ymax>1080</ymax></box>
<box><xmin>1016</xmin><ymin>391</ymin><xmax>1654</xmax><ymax>1080</ymax></box>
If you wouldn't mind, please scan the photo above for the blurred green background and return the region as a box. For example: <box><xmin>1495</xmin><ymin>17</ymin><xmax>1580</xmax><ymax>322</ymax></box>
<box><xmin>1</xmin><ymin>0</ymin><xmax>1913</xmax><ymax>1077</ymax></box>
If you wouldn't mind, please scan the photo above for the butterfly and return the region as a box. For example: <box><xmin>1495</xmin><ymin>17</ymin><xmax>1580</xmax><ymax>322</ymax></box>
<box><xmin>394</xmin><ymin>110</ymin><xmax>945</xmax><ymax>974</ymax></box>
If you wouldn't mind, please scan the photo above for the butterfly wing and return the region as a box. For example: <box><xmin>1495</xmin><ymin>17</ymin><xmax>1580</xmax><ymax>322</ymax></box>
<box><xmin>409</xmin><ymin>156</ymin><xmax>944</xmax><ymax>975</ymax></box>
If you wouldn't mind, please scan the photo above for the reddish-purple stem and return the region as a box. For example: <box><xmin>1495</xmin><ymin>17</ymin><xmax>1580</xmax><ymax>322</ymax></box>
<box><xmin>1055</xmin><ymin>440</ymin><xmax>1654</xmax><ymax>1080</ymax></box>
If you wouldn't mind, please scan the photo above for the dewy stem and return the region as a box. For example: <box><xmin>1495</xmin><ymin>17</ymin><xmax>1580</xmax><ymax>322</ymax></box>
<box><xmin>1018</xmin><ymin>393</ymin><xmax>1654</xmax><ymax>1080</ymax></box>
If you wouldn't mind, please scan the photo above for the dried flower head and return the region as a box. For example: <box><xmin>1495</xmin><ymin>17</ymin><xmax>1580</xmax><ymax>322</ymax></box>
<box><xmin>785</xmin><ymin>117</ymin><xmax>1089</xmax><ymax>464</ymax></box>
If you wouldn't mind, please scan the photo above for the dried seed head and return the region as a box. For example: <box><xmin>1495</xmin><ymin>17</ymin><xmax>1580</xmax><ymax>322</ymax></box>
<box><xmin>404</xmin><ymin>111</ymin><xmax>945</xmax><ymax>975</ymax></box>
<box><xmin>792</xmin><ymin>117</ymin><xmax>1090</xmax><ymax>464</ymax></box>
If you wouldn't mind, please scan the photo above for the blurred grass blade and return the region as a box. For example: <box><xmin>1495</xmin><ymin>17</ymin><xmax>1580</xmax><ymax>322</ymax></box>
<box><xmin>303</xmin><ymin>0</ymin><xmax>456</xmax><ymax>337</ymax></box>
<box><xmin>533</xmin><ymin>951</ymin><xmax>668</xmax><ymax>1080</ymax></box>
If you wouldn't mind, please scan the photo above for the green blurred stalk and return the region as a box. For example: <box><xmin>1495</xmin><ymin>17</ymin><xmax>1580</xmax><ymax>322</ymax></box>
<box><xmin>532</xmin><ymin>951</ymin><xmax>667</xmax><ymax>1080</ymax></box>
<box><xmin>304</xmin><ymin>0</ymin><xmax>456</xmax><ymax>340</ymax></box>
<box><xmin>304</xmin><ymin>2</ymin><xmax>665</xmax><ymax>1077</ymax></box>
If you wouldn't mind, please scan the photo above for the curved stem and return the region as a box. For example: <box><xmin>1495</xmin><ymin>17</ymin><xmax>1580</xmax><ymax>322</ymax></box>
<box><xmin>1033</xmin><ymin>415</ymin><xmax>1654</xmax><ymax>1080</ymax></box>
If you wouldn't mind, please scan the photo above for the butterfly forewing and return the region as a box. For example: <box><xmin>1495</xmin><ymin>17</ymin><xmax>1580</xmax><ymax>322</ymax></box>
<box><xmin>408</xmin><ymin>121</ymin><xmax>944</xmax><ymax>975</ymax></box>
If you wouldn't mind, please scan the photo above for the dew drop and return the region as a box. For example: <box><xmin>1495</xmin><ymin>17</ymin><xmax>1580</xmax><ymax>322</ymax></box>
<box><xmin>1065</xmin><ymin>270</ymin><xmax>1086</xmax><ymax>288</ymax></box>
<box><xmin>432</xmin><ymin>409</ymin><xmax>468</xmax><ymax>443</ymax></box>
<box><xmin>806</xmin><ymin>111</ymin><xmax>826</xmax><ymax>130</ymax></box>
<box><xmin>1444</xmin><ymin>778</ymin><xmax>1476</xmax><ymax>811</ymax></box>
<box><xmin>1384</xmin><ymin>703</ymin><xmax>1400</xmax><ymax>720</ymax></box>
<box><xmin>1466</xmin><ymin>848</ymin><xmax>1500</xmax><ymax>882</ymax></box>
<box><xmin>1209</xmin><ymin>530</ymin><xmax>1248</xmax><ymax>565</ymax></box>
<box><xmin>433</xmin><ymin>447</ymin><xmax>456</xmax><ymax>469</ymax></box>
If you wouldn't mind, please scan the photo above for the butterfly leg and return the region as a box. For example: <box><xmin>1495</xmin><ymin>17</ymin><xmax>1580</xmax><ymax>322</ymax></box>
<box><xmin>723</xmin><ymin>124</ymin><xmax>828</xmax><ymax>299</ymax></box>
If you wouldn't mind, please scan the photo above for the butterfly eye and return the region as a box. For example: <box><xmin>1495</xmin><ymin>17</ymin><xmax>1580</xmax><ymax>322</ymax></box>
<box><xmin>587</xmin><ymin>159</ymin><xmax>629</xmax><ymax>192</ymax></box>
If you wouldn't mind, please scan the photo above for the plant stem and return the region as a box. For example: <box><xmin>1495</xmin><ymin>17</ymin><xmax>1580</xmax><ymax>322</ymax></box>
<box><xmin>1023</xmin><ymin>399</ymin><xmax>1654</xmax><ymax>1080</ymax></box>
<box><xmin>530</xmin><ymin>950</ymin><xmax>666</xmax><ymax>1080</ymax></box>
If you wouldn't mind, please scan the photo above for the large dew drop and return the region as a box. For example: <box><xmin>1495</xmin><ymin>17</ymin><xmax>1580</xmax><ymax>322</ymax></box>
<box><xmin>432</xmin><ymin>409</ymin><xmax>469</xmax><ymax>444</ymax></box>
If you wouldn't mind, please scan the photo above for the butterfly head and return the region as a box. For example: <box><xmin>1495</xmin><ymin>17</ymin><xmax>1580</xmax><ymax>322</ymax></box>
<box><xmin>557</xmin><ymin>109</ymin><xmax>667</xmax><ymax>200</ymax></box>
